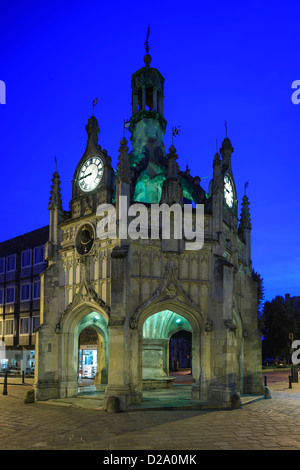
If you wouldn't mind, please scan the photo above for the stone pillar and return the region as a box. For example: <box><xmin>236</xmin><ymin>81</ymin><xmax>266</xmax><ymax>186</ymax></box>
<box><xmin>241</xmin><ymin>276</ymin><xmax>264</xmax><ymax>395</ymax></box>
<box><xmin>103</xmin><ymin>320</ymin><xmax>130</xmax><ymax>409</ymax></box>
<box><xmin>153</xmin><ymin>87</ymin><xmax>157</xmax><ymax>111</ymax></box>
<box><xmin>94</xmin><ymin>333</ymin><xmax>107</xmax><ymax>385</ymax></box>
<box><xmin>132</xmin><ymin>93</ymin><xmax>138</xmax><ymax>114</ymax></box>
<box><xmin>208</xmin><ymin>256</ymin><xmax>242</xmax><ymax>406</ymax></box>
<box><xmin>142</xmin><ymin>87</ymin><xmax>146</xmax><ymax>110</ymax></box>
<box><xmin>34</xmin><ymin>265</ymin><xmax>62</xmax><ymax>400</ymax></box>
<box><xmin>103</xmin><ymin>245</ymin><xmax>135</xmax><ymax>410</ymax></box>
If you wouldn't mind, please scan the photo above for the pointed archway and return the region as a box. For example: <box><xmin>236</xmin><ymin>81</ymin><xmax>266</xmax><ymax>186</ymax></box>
<box><xmin>132</xmin><ymin>300</ymin><xmax>208</xmax><ymax>403</ymax></box>
<box><xmin>57</xmin><ymin>303</ymin><xmax>109</xmax><ymax>398</ymax></box>
<box><xmin>142</xmin><ymin>310</ymin><xmax>193</xmax><ymax>386</ymax></box>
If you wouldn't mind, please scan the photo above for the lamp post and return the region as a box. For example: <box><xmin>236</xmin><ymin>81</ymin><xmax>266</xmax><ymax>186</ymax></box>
<box><xmin>3</xmin><ymin>372</ymin><xmax>7</xmax><ymax>395</ymax></box>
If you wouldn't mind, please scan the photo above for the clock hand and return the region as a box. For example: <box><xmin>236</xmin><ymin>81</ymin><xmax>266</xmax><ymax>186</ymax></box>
<box><xmin>79</xmin><ymin>172</ymin><xmax>92</xmax><ymax>181</ymax></box>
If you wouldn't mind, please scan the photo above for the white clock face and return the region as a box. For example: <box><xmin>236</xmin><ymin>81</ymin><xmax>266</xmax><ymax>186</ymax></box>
<box><xmin>224</xmin><ymin>174</ymin><xmax>234</xmax><ymax>208</ymax></box>
<box><xmin>78</xmin><ymin>156</ymin><xmax>104</xmax><ymax>192</ymax></box>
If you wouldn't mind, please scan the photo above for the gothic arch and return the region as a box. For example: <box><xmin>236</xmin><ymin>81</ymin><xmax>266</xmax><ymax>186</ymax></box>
<box><xmin>136</xmin><ymin>298</ymin><xmax>204</xmax><ymax>336</ymax></box>
<box><xmin>130</xmin><ymin>261</ymin><xmax>207</xmax><ymax>333</ymax></box>
<box><xmin>57</xmin><ymin>302</ymin><xmax>109</xmax><ymax>398</ymax></box>
<box><xmin>131</xmin><ymin>298</ymin><xmax>209</xmax><ymax>401</ymax></box>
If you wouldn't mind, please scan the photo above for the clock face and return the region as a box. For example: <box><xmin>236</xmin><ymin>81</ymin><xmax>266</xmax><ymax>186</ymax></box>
<box><xmin>76</xmin><ymin>223</ymin><xmax>94</xmax><ymax>255</ymax></box>
<box><xmin>78</xmin><ymin>156</ymin><xmax>104</xmax><ymax>192</ymax></box>
<box><xmin>224</xmin><ymin>174</ymin><xmax>234</xmax><ymax>208</ymax></box>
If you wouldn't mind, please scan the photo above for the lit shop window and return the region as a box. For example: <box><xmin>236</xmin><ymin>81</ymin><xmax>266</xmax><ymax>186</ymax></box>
<box><xmin>33</xmin><ymin>246</ymin><xmax>44</xmax><ymax>265</ymax></box>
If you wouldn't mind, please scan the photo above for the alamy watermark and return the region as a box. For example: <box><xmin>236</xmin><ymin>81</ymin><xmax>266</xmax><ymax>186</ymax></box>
<box><xmin>0</xmin><ymin>80</ymin><xmax>6</xmax><ymax>104</ymax></box>
<box><xmin>291</xmin><ymin>80</ymin><xmax>300</xmax><ymax>104</ymax></box>
<box><xmin>291</xmin><ymin>341</ymin><xmax>300</xmax><ymax>365</ymax></box>
<box><xmin>96</xmin><ymin>197</ymin><xmax>204</xmax><ymax>251</ymax></box>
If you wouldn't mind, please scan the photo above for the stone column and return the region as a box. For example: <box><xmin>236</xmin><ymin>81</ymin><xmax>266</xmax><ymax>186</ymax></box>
<box><xmin>103</xmin><ymin>245</ymin><xmax>134</xmax><ymax>410</ymax></box>
<box><xmin>208</xmin><ymin>256</ymin><xmax>241</xmax><ymax>406</ymax></box>
<box><xmin>142</xmin><ymin>86</ymin><xmax>146</xmax><ymax>110</ymax></box>
<box><xmin>103</xmin><ymin>319</ymin><xmax>130</xmax><ymax>409</ymax></box>
<box><xmin>153</xmin><ymin>87</ymin><xmax>157</xmax><ymax>111</ymax></box>
<box><xmin>241</xmin><ymin>276</ymin><xmax>264</xmax><ymax>395</ymax></box>
<box><xmin>94</xmin><ymin>333</ymin><xmax>107</xmax><ymax>385</ymax></box>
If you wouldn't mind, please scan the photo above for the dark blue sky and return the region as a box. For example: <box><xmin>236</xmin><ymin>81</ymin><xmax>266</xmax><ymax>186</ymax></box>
<box><xmin>0</xmin><ymin>0</ymin><xmax>299</xmax><ymax>301</ymax></box>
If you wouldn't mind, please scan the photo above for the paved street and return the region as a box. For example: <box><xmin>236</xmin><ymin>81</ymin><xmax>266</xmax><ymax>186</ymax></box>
<box><xmin>0</xmin><ymin>370</ymin><xmax>300</xmax><ymax>452</ymax></box>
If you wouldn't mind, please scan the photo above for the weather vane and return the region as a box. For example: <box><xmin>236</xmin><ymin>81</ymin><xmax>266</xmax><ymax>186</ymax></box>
<box><xmin>123</xmin><ymin>118</ymin><xmax>130</xmax><ymax>137</ymax></box>
<box><xmin>244</xmin><ymin>181</ymin><xmax>249</xmax><ymax>195</ymax></box>
<box><xmin>92</xmin><ymin>98</ymin><xmax>98</xmax><ymax>116</ymax></box>
<box><xmin>172</xmin><ymin>125</ymin><xmax>180</xmax><ymax>145</ymax></box>
<box><xmin>145</xmin><ymin>24</ymin><xmax>150</xmax><ymax>54</ymax></box>
<box><xmin>225</xmin><ymin>120</ymin><xmax>228</xmax><ymax>138</ymax></box>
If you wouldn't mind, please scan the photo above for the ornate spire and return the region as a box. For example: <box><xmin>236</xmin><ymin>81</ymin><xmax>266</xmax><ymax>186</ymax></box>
<box><xmin>213</xmin><ymin>151</ymin><xmax>221</xmax><ymax>168</ymax></box>
<box><xmin>220</xmin><ymin>136</ymin><xmax>234</xmax><ymax>172</ymax></box>
<box><xmin>48</xmin><ymin>171</ymin><xmax>63</xmax><ymax>210</ymax></box>
<box><xmin>85</xmin><ymin>115</ymin><xmax>101</xmax><ymax>155</ymax></box>
<box><xmin>165</xmin><ymin>144</ymin><xmax>180</xmax><ymax>180</ymax></box>
<box><xmin>219</xmin><ymin>137</ymin><xmax>233</xmax><ymax>160</ymax></box>
<box><xmin>115</xmin><ymin>137</ymin><xmax>132</xmax><ymax>184</ymax></box>
<box><xmin>161</xmin><ymin>144</ymin><xmax>183</xmax><ymax>204</ymax></box>
<box><xmin>239</xmin><ymin>195</ymin><xmax>252</xmax><ymax>230</ymax></box>
<box><xmin>211</xmin><ymin>150</ymin><xmax>222</xmax><ymax>196</ymax></box>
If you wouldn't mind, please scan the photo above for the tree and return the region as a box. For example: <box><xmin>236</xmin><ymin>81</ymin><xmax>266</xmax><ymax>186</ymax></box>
<box><xmin>251</xmin><ymin>269</ymin><xmax>265</xmax><ymax>331</ymax></box>
<box><xmin>261</xmin><ymin>296</ymin><xmax>298</xmax><ymax>363</ymax></box>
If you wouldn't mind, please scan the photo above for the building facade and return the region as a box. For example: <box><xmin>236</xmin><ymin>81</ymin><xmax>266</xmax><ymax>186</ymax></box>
<box><xmin>0</xmin><ymin>227</ymin><xmax>48</xmax><ymax>373</ymax></box>
<box><xmin>33</xmin><ymin>50</ymin><xmax>264</xmax><ymax>410</ymax></box>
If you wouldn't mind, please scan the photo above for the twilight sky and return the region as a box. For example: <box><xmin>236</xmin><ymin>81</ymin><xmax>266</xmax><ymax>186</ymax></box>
<box><xmin>0</xmin><ymin>0</ymin><xmax>299</xmax><ymax>301</ymax></box>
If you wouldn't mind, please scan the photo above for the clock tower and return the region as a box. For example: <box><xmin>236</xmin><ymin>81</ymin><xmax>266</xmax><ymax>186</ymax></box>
<box><xmin>34</xmin><ymin>41</ymin><xmax>264</xmax><ymax>410</ymax></box>
<box><xmin>220</xmin><ymin>137</ymin><xmax>236</xmax><ymax>211</ymax></box>
<box><xmin>70</xmin><ymin>115</ymin><xmax>115</xmax><ymax>219</ymax></box>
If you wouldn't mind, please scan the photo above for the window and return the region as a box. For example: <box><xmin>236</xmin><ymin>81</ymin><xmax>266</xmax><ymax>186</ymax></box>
<box><xmin>20</xmin><ymin>283</ymin><xmax>31</xmax><ymax>302</ymax></box>
<box><xmin>20</xmin><ymin>318</ymin><xmax>30</xmax><ymax>335</ymax></box>
<box><xmin>0</xmin><ymin>258</ymin><xmax>5</xmax><ymax>274</ymax></box>
<box><xmin>0</xmin><ymin>321</ymin><xmax>3</xmax><ymax>336</ymax></box>
<box><xmin>5</xmin><ymin>319</ymin><xmax>14</xmax><ymax>335</ymax></box>
<box><xmin>21</xmin><ymin>250</ymin><xmax>32</xmax><ymax>268</ymax></box>
<box><xmin>6</xmin><ymin>254</ymin><xmax>16</xmax><ymax>272</ymax></box>
<box><xmin>32</xmin><ymin>316</ymin><xmax>40</xmax><ymax>333</ymax></box>
<box><xmin>33</xmin><ymin>280</ymin><xmax>40</xmax><ymax>299</ymax></box>
<box><xmin>33</xmin><ymin>246</ymin><xmax>44</xmax><ymax>265</ymax></box>
<box><xmin>6</xmin><ymin>286</ymin><xmax>15</xmax><ymax>304</ymax></box>
<box><xmin>0</xmin><ymin>289</ymin><xmax>3</xmax><ymax>305</ymax></box>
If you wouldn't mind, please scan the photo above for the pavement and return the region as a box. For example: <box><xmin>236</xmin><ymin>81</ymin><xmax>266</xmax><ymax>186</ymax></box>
<box><xmin>1</xmin><ymin>368</ymin><xmax>300</xmax><ymax>452</ymax></box>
